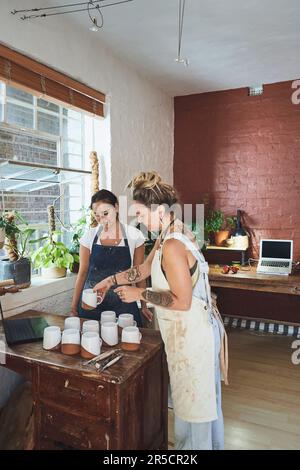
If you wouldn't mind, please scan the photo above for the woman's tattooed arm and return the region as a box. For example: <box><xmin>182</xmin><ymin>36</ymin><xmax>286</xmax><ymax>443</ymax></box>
<box><xmin>125</xmin><ymin>266</ymin><xmax>142</xmax><ymax>283</ymax></box>
<box><xmin>141</xmin><ymin>289</ymin><xmax>174</xmax><ymax>308</ymax></box>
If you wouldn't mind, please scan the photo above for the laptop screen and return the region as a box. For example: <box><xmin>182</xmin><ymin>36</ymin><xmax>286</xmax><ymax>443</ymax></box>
<box><xmin>261</xmin><ymin>240</ymin><xmax>292</xmax><ymax>259</ymax></box>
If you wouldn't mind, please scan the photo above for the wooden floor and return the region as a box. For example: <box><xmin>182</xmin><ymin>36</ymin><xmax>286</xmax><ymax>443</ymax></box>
<box><xmin>168</xmin><ymin>328</ymin><xmax>300</xmax><ymax>450</ymax></box>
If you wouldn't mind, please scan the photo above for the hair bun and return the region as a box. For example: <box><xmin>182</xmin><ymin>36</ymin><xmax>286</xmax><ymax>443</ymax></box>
<box><xmin>126</xmin><ymin>171</ymin><xmax>162</xmax><ymax>191</ymax></box>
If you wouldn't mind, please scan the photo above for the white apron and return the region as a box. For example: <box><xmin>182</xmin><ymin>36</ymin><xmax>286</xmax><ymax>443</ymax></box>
<box><xmin>151</xmin><ymin>234</ymin><xmax>218</xmax><ymax>423</ymax></box>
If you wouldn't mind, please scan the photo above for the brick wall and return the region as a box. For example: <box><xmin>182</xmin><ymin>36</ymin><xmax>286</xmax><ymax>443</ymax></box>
<box><xmin>0</xmin><ymin>129</ymin><xmax>60</xmax><ymax>224</ymax></box>
<box><xmin>174</xmin><ymin>80</ymin><xmax>300</xmax><ymax>261</ymax></box>
<box><xmin>174</xmin><ymin>80</ymin><xmax>300</xmax><ymax>323</ymax></box>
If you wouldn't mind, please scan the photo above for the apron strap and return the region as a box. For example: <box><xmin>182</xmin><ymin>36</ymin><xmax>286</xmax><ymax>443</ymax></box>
<box><xmin>92</xmin><ymin>224</ymin><xmax>129</xmax><ymax>247</ymax></box>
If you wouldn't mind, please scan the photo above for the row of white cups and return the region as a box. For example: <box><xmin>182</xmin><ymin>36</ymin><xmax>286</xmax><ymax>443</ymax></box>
<box><xmin>43</xmin><ymin>311</ymin><xmax>142</xmax><ymax>358</ymax></box>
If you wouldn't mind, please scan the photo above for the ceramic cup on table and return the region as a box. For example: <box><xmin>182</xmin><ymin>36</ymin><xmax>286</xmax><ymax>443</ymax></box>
<box><xmin>100</xmin><ymin>311</ymin><xmax>116</xmax><ymax>325</ymax></box>
<box><xmin>82</xmin><ymin>319</ymin><xmax>100</xmax><ymax>334</ymax></box>
<box><xmin>121</xmin><ymin>326</ymin><xmax>142</xmax><ymax>352</ymax></box>
<box><xmin>64</xmin><ymin>316</ymin><xmax>80</xmax><ymax>331</ymax></box>
<box><xmin>61</xmin><ymin>328</ymin><xmax>81</xmax><ymax>355</ymax></box>
<box><xmin>82</xmin><ymin>288</ymin><xmax>103</xmax><ymax>310</ymax></box>
<box><xmin>101</xmin><ymin>321</ymin><xmax>118</xmax><ymax>346</ymax></box>
<box><xmin>43</xmin><ymin>326</ymin><xmax>61</xmax><ymax>351</ymax></box>
<box><xmin>81</xmin><ymin>332</ymin><xmax>102</xmax><ymax>359</ymax></box>
<box><xmin>117</xmin><ymin>313</ymin><xmax>136</xmax><ymax>329</ymax></box>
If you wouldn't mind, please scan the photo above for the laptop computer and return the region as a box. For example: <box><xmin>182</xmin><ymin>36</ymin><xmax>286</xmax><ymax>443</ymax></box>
<box><xmin>0</xmin><ymin>301</ymin><xmax>48</xmax><ymax>346</ymax></box>
<box><xmin>257</xmin><ymin>239</ymin><xmax>293</xmax><ymax>275</ymax></box>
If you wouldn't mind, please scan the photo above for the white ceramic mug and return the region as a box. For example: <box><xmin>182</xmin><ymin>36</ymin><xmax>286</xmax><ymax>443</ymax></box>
<box><xmin>82</xmin><ymin>288</ymin><xmax>102</xmax><ymax>310</ymax></box>
<box><xmin>61</xmin><ymin>328</ymin><xmax>81</xmax><ymax>355</ymax></box>
<box><xmin>43</xmin><ymin>326</ymin><xmax>61</xmax><ymax>351</ymax></box>
<box><xmin>81</xmin><ymin>332</ymin><xmax>102</xmax><ymax>359</ymax></box>
<box><xmin>101</xmin><ymin>321</ymin><xmax>118</xmax><ymax>346</ymax></box>
<box><xmin>117</xmin><ymin>313</ymin><xmax>137</xmax><ymax>329</ymax></box>
<box><xmin>82</xmin><ymin>320</ymin><xmax>100</xmax><ymax>334</ymax></box>
<box><xmin>101</xmin><ymin>311</ymin><xmax>116</xmax><ymax>324</ymax></box>
<box><xmin>64</xmin><ymin>316</ymin><xmax>80</xmax><ymax>331</ymax></box>
<box><xmin>121</xmin><ymin>326</ymin><xmax>142</xmax><ymax>344</ymax></box>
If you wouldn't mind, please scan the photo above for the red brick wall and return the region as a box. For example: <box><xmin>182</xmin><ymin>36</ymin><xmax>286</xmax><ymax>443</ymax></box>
<box><xmin>174</xmin><ymin>80</ymin><xmax>300</xmax><ymax>261</ymax></box>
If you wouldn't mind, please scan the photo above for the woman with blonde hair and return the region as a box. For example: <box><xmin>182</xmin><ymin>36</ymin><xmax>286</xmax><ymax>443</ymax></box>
<box><xmin>93</xmin><ymin>171</ymin><xmax>228</xmax><ymax>450</ymax></box>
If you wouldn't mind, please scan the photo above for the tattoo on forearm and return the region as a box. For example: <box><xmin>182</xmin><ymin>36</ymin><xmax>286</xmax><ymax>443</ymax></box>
<box><xmin>126</xmin><ymin>266</ymin><xmax>142</xmax><ymax>283</ymax></box>
<box><xmin>142</xmin><ymin>290</ymin><xmax>174</xmax><ymax>308</ymax></box>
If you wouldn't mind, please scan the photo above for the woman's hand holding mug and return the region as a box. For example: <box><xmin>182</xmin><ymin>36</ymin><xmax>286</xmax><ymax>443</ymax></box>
<box><xmin>93</xmin><ymin>276</ymin><xmax>114</xmax><ymax>301</ymax></box>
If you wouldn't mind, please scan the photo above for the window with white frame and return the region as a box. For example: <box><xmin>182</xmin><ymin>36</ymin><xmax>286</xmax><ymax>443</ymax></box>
<box><xmin>0</xmin><ymin>80</ymin><xmax>111</xmax><ymax>248</ymax></box>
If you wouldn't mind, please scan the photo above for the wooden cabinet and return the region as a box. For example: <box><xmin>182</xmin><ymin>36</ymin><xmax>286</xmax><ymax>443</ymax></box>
<box><xmin>1</xmin><ymin>311</ymin><xmax>168</xmax><ymax>450</ymax></box>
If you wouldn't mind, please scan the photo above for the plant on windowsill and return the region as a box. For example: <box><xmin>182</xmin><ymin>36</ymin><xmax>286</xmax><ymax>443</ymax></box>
<box><xmin>68</xmin><ymin>208</ymin><xmax>90</xmax><ymax>273</ymax></box>
<box><xmin>31</xmin><ymin>205</ymin><xmax>75</xmax><ymax>279</ymax></box>
<box><xmin>0</xmin><ymin>211</ymin><xmax>36</xmax><ymax>288</ymax></box>
<box><xmin>205</xmin><ymin>210</ymin><xmax>236</xmax><ymax>247</ymax></box>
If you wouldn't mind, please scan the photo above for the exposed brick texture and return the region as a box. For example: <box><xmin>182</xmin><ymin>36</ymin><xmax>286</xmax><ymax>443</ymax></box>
<box><xmin>0</xmin><ymin>129</ymin><xmax>60</xmax><ymax>224</ymax></box>
<box><xmin>174</xmin><ymin>80</ymin><xmax>300</xmax><ymax>261</ymax></box>
<box><xmin>174</xmin><ymin>80</ymin><xmax>300</xmax><ymax>322</ymax></box>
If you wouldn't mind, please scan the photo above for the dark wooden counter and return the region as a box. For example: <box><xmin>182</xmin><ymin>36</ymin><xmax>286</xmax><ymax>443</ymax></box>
<box><xmin>209</xmin><ymin>266</ymin><xmax>300</xmax><ymax>296</ymax></box>
<box><xmin>0</xmin><ymin>310</ymin><xmax>168</xmax><ymax>450</ymax></box>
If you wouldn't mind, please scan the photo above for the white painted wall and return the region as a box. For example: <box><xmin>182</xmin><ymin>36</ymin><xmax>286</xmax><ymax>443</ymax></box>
<box><xmin>0</xmin><ymin>3</ymin><xmax>173</xmax><ymax>407</ymax></box>
<box><xmin>0</xmin><ymin>0</ymin><xmax>174</xmax><ymax>197</ymax></box>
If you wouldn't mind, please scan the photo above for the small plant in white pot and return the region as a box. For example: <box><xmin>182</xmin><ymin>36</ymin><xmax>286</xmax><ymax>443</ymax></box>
<box><xmin>31</xmin><ymin>205</ymin><xmax>75</xmax><ymax>279</ymax></box>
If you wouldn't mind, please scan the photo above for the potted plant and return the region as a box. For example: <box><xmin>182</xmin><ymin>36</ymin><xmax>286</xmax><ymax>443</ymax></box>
<box><xmin>0</xmin><ymin>212</ymin><xmax>35</xmax><ymax>287</ymax></box>
<box><xmin>69</xmin><ymin>208</ymin><xmax>90</xmax><ymax>273</ymax></box>
<box><xmin>31</xmin><ymin>205</ymin><xmax>75</xmax><ymax>279</ymax></box>
<box><xmin>205</xmin><ymin>210</ymin><xmax>236</xmax><ymax>247</ymax></box>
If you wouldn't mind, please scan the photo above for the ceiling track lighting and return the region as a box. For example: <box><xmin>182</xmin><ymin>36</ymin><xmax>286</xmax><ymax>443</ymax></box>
<box><xmin>11</xmin><ymin>0</ymin><xmax>133</xmax><ymax>32</ymax></box>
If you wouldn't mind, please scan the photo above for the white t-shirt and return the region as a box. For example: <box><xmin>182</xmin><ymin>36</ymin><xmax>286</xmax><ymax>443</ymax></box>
<box><xmin>79</xmin><ymin>223</ymin><xmax>145</xmax><ymax>261</ymax></box>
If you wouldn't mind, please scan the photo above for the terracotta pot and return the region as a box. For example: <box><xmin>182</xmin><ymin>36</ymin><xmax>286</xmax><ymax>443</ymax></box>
<box><xmin>41</xmin><ymin>266</ymin><xmax>67</xmax><ymax>279</ymax></box>
<box><xmin>214</xmin><ymin>230</ymin><xmax>230</xmax><ymax>247</ymax></box>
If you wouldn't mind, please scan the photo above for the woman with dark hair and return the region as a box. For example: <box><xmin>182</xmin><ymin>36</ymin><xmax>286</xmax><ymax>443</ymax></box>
<box><xmin>70</xmin><ymin>189</ymin><xmax>151</xmax><ymax>326</ymax></box>
<box><xmin>93</xmin><ymin>172</ymin><xmax>228</xmax><ymax>450</ymax></box>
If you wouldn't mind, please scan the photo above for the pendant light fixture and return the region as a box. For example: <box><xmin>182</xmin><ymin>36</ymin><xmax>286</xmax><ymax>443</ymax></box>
<box><xmin>174</xmin><ymin>0</ymin><xmax>189</xmax><ymax>67</ymax></box>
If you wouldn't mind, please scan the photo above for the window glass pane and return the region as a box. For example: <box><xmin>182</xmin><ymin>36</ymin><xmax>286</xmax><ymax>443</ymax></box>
<box><xmin>68</xmin><ymin>183</ymin><xmax>83</xmax><ymax>198</ymax></box>
<box><xmin>62</xmin><ymin>140</ymin><xmax>82</xmax><ymax>156</ymax></box>
<box><xmin>37</xmin><ymin>98</ymin><xmax>60</xmax><ymax>114</ymax></box>
<box><xmin>63</xmin><ymin>117</ymin><xmax>82</xmax><ymax>141</ymax></box>
<box><xmin>63</xmin><ymin>108</ymin><xmax>81</xmax><ymax>120</ymax></box>
<box><xmin>63</xmin><ymin>155</ymin><xmax>83</xmax><ymax>169</ymax></box>
<box><xmin>6</xmin><ymin>86</ymin><xmax>34</xmax><ymax>104</ymax></box>
<box><xmin>6</xmin><ymin>102</ymin><xmax>34</xmax><ymax>128</ymax></box>
<box><xmin>37</xmin><ymin>111</ymin><xmax>60</xmax><ymax>135</ymax></box>
<box><xmin>0</xmin><ymin>82</ymin><xmax>4</xmax><ymax>95</ymax></box>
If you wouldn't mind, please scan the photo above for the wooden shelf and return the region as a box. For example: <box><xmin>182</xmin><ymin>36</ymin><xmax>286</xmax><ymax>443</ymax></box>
<box><xmin>206</xmin><ymin>245</ymin><xmax>248</xmax><ymax>251</ymax></box>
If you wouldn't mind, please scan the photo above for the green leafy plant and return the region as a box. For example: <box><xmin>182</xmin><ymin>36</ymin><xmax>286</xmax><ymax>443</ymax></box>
<box><xmin>31</xmin><ymin>231</ymin><xmax>75</xmax><ymax>270</ymax></box>
<box><xmin>205</xmin><ymin>210</ymin><xmax>237</xmax><ymax>234</ymax></box>
<box><xmin>205</xmin><ymin>210</ymin><xmax>224</xmax><ymax>234</ymax></box>
<box><xmin>69</xmin><ymin>208</ymin><xmax>90</xmax><ymax>259</ymax></box>
<box><xmin>0</xmin><ymin>211</ymin><xmax>36</xmax><ymax>261</ymax></box>
<box><xmin>225</xmin><ymin>216</ymin><xmax>237</xmax><ymax>231</ymax></box>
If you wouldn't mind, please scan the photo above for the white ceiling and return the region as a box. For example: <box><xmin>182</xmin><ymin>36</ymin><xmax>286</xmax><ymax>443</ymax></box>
<box><xmin>41</xmin><ymin>0</ymin><xmax>300</xmax><ymax>95</ymax></box>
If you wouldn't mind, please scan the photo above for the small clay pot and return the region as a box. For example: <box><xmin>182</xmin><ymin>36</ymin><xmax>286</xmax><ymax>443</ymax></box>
<box><xmin>121</xmin><ymin>342</ymin><xmax>140</xmax><ymax>352</ymax></box>
<box><xmin>80</xmin><ymin>346</ymin><xmax>96</xmax><ymax>359</ymax></box>
<box><xmin>61</xmin><ymin>343</ymin><xmax>81</xmax><ymax>355</ymax></box>
<box><xmin>214</xmin><ymin>230</ymin><xmax>230</xmax><ymax>247</ymax></box>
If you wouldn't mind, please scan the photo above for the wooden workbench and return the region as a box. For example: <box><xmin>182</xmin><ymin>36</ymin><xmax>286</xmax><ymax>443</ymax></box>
<box><xmin>208</xmin><ymin>265</ymin><xmax>300</xmax><ymax>296</ymax></box>
<box><xmin>0</xmin><ymin>310</ymin><xmax>168</xmax><ymax>450</ymax></box>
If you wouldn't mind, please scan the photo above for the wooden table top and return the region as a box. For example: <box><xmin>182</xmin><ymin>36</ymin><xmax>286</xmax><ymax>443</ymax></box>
<box><xmin>0</xmin><ymin>310</ymin><xmax>164</xmax><ymax>384</ymax></box>
<box><xmin>208</xmin><ymin>265</ymin><xmax>300</xmax><ymax>295</ymax></box>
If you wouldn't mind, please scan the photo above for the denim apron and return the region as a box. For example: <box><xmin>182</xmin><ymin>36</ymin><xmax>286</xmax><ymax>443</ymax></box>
<box><xmin>78</xmin><ymin>224</ymin><xmax>142</xmax><ymax>326</ymax></box>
